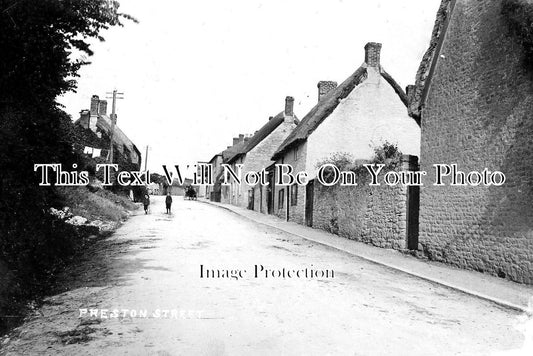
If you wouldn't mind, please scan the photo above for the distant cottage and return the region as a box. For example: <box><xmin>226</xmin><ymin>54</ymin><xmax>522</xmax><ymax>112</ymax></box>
<box><xmin>75</xmin><ymin>95</ymin><xmax>141</xmax><ymax>170</ymax></box>
<box><xmin>207</xmin><ymin>135</ymin><xmax>249</xmax><ymax>202</ymax></box>
<box><xmin>271</xmin><ymin>42</ymin><xmax>420</xmax><ymax>224</ymax></box>
<box><xmin>166</xmin><ymin>178</ymin><xmax>193</xmax><ymax>196</ymax></box>
<box><xmin>194</xmin><ymin>161</ymin><xmax>209</xmax><ymax>199</ymax></box>
<box><xmin>224</xmin><ymin>97</ymin><xmax>299</xmax><ymax>210</ymax></box>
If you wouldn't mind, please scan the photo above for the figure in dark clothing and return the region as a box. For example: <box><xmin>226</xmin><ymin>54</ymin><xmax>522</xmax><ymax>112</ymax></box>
<box><xmin>142</xmin><ymin>194</ymin><xmax>150</xmax><ymax>214</ymax></box>
<box><xmin>165</xmin><ymin>193</ymin><xmax>173</xmax><ymax>214</ymax></box>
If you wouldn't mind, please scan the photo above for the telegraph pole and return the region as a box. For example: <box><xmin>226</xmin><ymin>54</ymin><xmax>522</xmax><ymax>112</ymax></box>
<box><xmin>144</xmin><ymin>145</ymin><xmax>149</xmax><ymax>171</ymax></box>
<box><xmin>106</xmin><ymin>89</ymin><xmax>124</xmax><ymax>163</ymax></box>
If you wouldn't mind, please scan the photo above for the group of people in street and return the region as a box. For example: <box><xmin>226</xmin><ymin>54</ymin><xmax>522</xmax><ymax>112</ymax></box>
<box><xmin>141</xmin><ymin>192</ymin><xmax>173</xmax><ymax>214</ymax></box>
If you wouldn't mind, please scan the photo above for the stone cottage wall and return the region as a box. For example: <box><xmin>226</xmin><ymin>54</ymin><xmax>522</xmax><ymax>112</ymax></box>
<box><xmin>313</xmin><ymin>172</ymin><xmax>409</xmax><ymax>250</ymax></box>
<box><xmin>419</xmin><ymin>0</ymin><xmax>533</xmax><ymax>283</ymax></box>
<box><xmin>232</xmin><ymin>121</ymin><xmax>296</xmax><ymax>210</ymax></box>
<box><xmin>252</xmin><ymin>184</ymin><xmax>264</xmax><ymax>214</ymax></box>
<box><xmin>305</xmin><ymin>67</ymin><xmax>420</xmax><ymax>174</ymax></box>
<box><xmin>274</xmin><ymin>141</ymin><xmax>308</xmax><ymax>223</ymax></box>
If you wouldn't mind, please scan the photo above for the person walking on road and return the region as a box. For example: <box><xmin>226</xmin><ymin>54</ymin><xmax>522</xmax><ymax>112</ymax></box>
<box><xmin>143</xmin><ymin>194</ymin><xmax>150</xmax><ymax>214</ymax></box>
<box><xmin>165</xmin><ymin>192</ymin><xmax>173</xmax><ymax>214</ymax></box>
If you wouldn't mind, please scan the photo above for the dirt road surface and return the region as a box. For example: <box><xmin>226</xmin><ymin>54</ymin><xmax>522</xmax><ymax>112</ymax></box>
<box><xmin>1</xmin><ymin>197</ymin><xmax>527</xmax><ymax>355</ymax></box>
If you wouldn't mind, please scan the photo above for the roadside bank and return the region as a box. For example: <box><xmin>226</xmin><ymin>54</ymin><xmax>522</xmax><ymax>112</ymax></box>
<box><xmin>0</xmin><ymin>186</ymin><xmax>139</xmax><ymax>334</ymax></box>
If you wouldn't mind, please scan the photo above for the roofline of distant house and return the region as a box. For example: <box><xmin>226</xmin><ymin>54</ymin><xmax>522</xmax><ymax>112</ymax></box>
<box><xmin>271</xmin><ymin>67</ymin><xmax>369</xmax><ymax>161</ymax></box>
<box><xmin>226</xmin><ymin>152</ymin><xmax>244</xmax><ymax>164</ymax></box>
<box><xmin>132</xmin><ymin>144</ymin><xmax>141</xmax><ymax>159</ymax></box>
<box><xmin>271</xmin><ymin>62</ymin><xmax>418</xmax><ymax>161</ymax></box>
<box><xmin>271</xmin><ymin>138</ymin><xmax>305</xmax><ymax>161</ymax></box>
<box><xmin>226</xmin><ymin>112</ymin><xmax>286</xmax><ymax>164</ymax></box>
<box><xmin>381</xmin><ymin>70</ymin><xmax>409</xmax><ymax>109</ymax></box>
<box><xmin>74</xmin><ymin>111</ymin><xmax>142</xmax><ymax>166</ymax></box>
<box><xmin>208</xmin><ymin>153</ymin><xmax>222</xmax><ymax>164</ymax></box>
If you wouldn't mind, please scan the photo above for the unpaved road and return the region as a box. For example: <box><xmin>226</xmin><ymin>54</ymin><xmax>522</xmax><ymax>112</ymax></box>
<box><xmin>0</xmin><ymin>196</ymin><xmax>527</xmax><ymax>355</ymax></box>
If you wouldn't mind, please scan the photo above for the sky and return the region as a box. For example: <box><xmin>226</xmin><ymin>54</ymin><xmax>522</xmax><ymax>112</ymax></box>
<box><xmin>59</xmin><ymin>0</ymin><xmax>442</xmax><ymax>174</ymax></box>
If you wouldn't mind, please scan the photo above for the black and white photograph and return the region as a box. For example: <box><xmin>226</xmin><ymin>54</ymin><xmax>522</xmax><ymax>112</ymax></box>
<box><xmin>1</xmin><ymin>0</ymin><xmax>532</xmax><ymax>354</ymax></box>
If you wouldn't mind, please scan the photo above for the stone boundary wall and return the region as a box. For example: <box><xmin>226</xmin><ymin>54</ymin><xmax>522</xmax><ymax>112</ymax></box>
<box><xmin>313</xmin><ymin>171</ymin><xmax>409</xmax><ymax>250</ymax></box>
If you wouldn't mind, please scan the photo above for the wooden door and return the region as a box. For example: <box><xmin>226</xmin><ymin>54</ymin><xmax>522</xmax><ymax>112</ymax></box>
<box><xmin>248</xmin><ymin>189</ymin><xmax>254</xmax><ymax>210</ymax></box>
<box><xmin>406</xmin><ymin>185</ymin><xmax>419</xmax><ymax>250</ymax></box>
<box><xmin>267</xmin><ymin>170</ymin><xmax>274</xmax><ymax>214</ymax></box>
<box><xmin>305</xmin><ymin>179</ymin><xmax>314</xmax><ymax>227</ymax></box>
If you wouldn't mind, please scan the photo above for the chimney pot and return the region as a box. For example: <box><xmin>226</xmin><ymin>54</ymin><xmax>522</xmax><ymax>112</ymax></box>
<box><xmin>90</xmin><ymin>95</ymin><xmax>100</xmax><ymax>115</ymax></box>
<box><xmin>364</xmin><ymin>42</ymin><xmax>382</xmax><ymax>67</ymax></box>
<box><xmin>98</xmin><ymin>100</ymin><xmax>108</xmax><ymax>115</ymax></box>
<box><xmin>317</xmin><ymin>81</ymin><xmax>337</xmax><ymax>102</ymax></box>
<box><xmin>232</xmin><ymin>137</ymin><xmax>239</xmax><ymax>146</ymax></box>
<box><xmin>284</xmin><ymin>96</ymin><xmax>294</xmax><ymax>120</ymax></box>
<box><xmin>239</xmin><ymin>134</ymin><xmax>244</xmax><ymax>143</ymax></box>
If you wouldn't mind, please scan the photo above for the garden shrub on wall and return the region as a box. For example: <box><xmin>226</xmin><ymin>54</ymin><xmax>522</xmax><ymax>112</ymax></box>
<box><xmin>315</xmin><ymin>141</ymin><xmax>403</xmax><ymax>185</ymax></box>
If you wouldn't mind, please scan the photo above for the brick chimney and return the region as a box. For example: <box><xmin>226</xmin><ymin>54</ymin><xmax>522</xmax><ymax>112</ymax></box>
<box><xmin>317</xmin><ymin>81</ymin><xmax>337</xmax><ymax>102</ymax></box>
<box><xmin>364</xmin><ymin>42</ymin><xmax>382</xmax><ymax>67</ymax></box>
<box><xmin>232</xmin><ymin>134</ymin><xmax>246</xmax><ymax>146</ymax></box>
<box><xmin>90</xmin><ymin>95</ymin><xmax>100</xmax><ymax>115</ymax></box>
<box><xmin>79</xmin><ymin>110</ymin><xmax>90</xmax><ymax>129</ymax></box>
<box><xmin>98</xmin><ymin>100</ymin><xmax>108</xmax><ymax>115</ymax></box>
<box><xmin>284</xmin><ymin>96</ymin><xmax>294</xmax><ymax>122</ymax></box>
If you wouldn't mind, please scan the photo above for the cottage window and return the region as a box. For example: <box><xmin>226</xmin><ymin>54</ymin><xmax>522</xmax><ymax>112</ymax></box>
<box><xmin>291</xmin><ymin>184</ymin><xmax>298</xmax><ymax>206</ymax></box>
<box><xmin>294</xmin><ymin>146</ymin><xmax>299</xmax><ymax>161</ymax></box>
<box><xmin>278</xmin><ymin>189</ymin><xmax>285</xmax><ymax>209</ymax></box>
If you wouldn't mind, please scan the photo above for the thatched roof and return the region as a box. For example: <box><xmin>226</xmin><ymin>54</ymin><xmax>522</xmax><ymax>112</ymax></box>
<box><xmin>408</xmin><ymin>0</ymin><xmax>456</xmax><ymax>120</ymax></box>
<box><xmin>381</xmin><ymin>69</ymin><xmax>410</xmax><ymax>108</ymax></box>
<box><xmin>221</xmin><ymin>140</ymin><xmax>248</xmax><ymax>162</ymax></box>
<box><xmin>76</xmin><ymin>114</ymin><xmax>141</xmax><ymax>159</ymax></box>
<box><xmin>208</xmin><ymin>153</ymin><xmax>222</xmax><ymax>164</ymax></box>
<box><xmin>226</xmin><ymin>111</ymin><xmax>298</xmax><ymax>163</ymax></box>
<box><xmin>272</xmin><ymin>63</ymin><xmax>412</xmax><ymax>160</ymax></box>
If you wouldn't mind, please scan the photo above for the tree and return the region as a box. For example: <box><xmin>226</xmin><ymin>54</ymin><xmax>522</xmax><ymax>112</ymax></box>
<box><xmin>0</xmin><ymin>0</ymin><xmax>135</xmax><ymax>330</ymax></box>
<box><xmin>0</xmin><ymin>0</ymin><xmax>136</xmax><ymax>104</ymax></box>
<box><xmin>0</xmin><ymin>0</ymin><xmax>136</xmax><ymax>184</ymax></box>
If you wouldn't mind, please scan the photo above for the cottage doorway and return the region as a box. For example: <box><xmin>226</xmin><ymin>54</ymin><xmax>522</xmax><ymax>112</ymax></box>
<box><xmin>259</xmin><ymin>186</ymin><xmax>263</xmax><ymax>213</ymax></box>
<box><xmin>286</xmin><ymin>188</ymin><xmax>290</xmax><ymax>221</ymax></box>
<box><xmin>248</xmin><ymin>189</ymin><xmax>254</xmax><ymax>210</ymax></box>
<box><xmin>266</xmin><ymin>166</ymin><xmax>275</xmax><ymax>214</ymax></box>
<box><xmin>406</xmin><ymin>185</ymin><xmax>420</xmax><ymax>250</ymax></box>
<box><xmin>305</xmin><ymin>179</ymin><xmax>314</xmax><ymax>227</ymax></box>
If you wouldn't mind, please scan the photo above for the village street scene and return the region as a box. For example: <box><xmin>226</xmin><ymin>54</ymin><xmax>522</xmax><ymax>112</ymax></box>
<box><xmin>1</xmin><ymin>0</ymin><xmax>533</xmax><ymax>355</ymax></box>
<box><xmin>0</xmin><ymin>198</ymin><xmax>527</xmax><ymax>355</ymax></box>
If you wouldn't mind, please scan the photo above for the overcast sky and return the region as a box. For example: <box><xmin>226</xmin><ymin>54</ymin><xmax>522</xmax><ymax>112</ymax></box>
<box><xmin>59</xmin><ymin>0</ymin><xmax>441</xmax><ymax>173</ymax></box>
